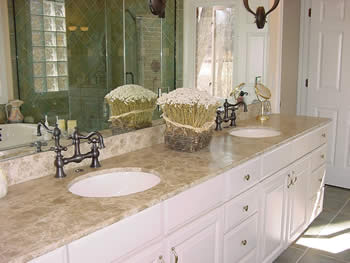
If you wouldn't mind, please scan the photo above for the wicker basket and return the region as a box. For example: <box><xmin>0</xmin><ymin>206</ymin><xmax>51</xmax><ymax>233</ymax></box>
<box><xmin>164</xmin><ymin>118</ymin><xmax>214</xmax><ymax>152</ymax></box>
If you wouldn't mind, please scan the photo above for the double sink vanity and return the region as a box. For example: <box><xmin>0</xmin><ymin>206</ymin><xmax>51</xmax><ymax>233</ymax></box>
<box><xmin>0</xmin><ymin>115</ymin><xmax>330</xmax><ymax>263</ymax></box>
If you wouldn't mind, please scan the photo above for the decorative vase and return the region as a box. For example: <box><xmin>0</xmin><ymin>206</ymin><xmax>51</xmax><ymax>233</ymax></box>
<box><xmin>6</xmin><ymin>100</ymin><xmax>24</xmax><ymax>123</ymax></box>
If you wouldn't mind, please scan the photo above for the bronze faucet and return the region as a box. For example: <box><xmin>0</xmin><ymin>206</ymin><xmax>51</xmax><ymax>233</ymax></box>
<box><xmin>39</xmin><ymin>124</ymin><xmax>105</xmax><ymax>178</ymax></box>
<box><xmin>215</xmin><ymin>99</ymin><xmax>248</xmax><ymax>130</ymax></box>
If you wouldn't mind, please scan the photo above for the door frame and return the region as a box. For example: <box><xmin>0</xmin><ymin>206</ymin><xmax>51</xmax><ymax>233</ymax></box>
<box><xmin>297</xmin><ymin>0</ymin><xmax>311</xmax><ymax>115</ymax></box>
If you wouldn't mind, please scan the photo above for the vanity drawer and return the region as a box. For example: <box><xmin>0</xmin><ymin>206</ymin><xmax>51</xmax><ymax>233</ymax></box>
<box><xmin>309</xmin><ymin>165</ymin><xmax>326</xmax><ymax>198</ymax></box>
<box><xmin>292</xmin><ymin>125</ymin><xmax>328</xmax><ymax>162</ymax></box>
<box><xmin>164</xmin><ymin>174</ymin><xmax>224</xmax><ymax>233</ymax></box>
<box><xmin>29</xmin><ymin>246</ymin><xmax>68</xmax><ymax>263</ymax></box>
<box><xmin>262</xmin><ymin>143</ymin><xmax>292</xmax><ymax>178</ymax></box>
<box><xmin>223</xmin><ymin>214</ymin><xmax>258</xmax><ymax>263</ymax></box>
<box><xmin>68</xmin><ymin>204</ymin><xmax>162</xmax><ymax>263</ymax></box>
<box><xmin>224</xmin><ymin>157</ymin><xmax>261</xmax><ymax>200</ymax></box>
<box><xmin>224</xmin><ymin>186</ymin><xmax>259</xmax><ymax>233</ymax></box>
<box><xmin>311</xmin><ymin>145</ymin><xmax>327</xmax><ymax>172</ymax></box>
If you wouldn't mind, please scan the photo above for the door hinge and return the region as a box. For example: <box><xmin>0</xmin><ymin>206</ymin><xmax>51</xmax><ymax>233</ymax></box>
<box><xmin>305</xmin><ymin>78</ymin><xmax>309</xmax><ymax>88</ymax></box>
<box><xmin>308</xmin><ymin>8</ymin><xmax>312</xmax><ymax>17</ymax></box>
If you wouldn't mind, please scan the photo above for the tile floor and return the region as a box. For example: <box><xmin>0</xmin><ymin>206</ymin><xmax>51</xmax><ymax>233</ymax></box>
<box><xmin>274</xmin><ymin>185</ymin><xmax>350</xmax><ymax>263</ymax></box>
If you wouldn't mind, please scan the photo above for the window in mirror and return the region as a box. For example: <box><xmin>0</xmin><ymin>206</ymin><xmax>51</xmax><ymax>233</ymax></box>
<box><xmin>195</xmin><ymin>6</ymin><xmax>236</xmax><ymax>98</ymax></box>
<box><xmin>30</xmin><ymin>0</ymin><xmax>68</xmax><ymax>93</ymax></box>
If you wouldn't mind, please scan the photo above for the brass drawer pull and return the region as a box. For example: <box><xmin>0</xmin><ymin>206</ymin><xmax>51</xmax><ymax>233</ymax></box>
<box><xmin>241</xmin><ymin>240</ymin><xmax>248</xmax><ymax>246</ymax></box>
<box><xmin>322</xmin><ymin>133</ymin><xmax>326</xmax><ymax>138</ymax></box>
<box><xmin>321</xmin><ymin>154</ymin><xmax>325</xmax><ymax>159</ymax></box>
<box><xmin>292</xmin><ymin>176</ymin><xmax>298</xmax><ymax>185</ymax></box>
<box><xmin>287</xmin><ymin>174</ymin><xmax>293</xmax><ymax>188</ymax></box>
<box><xmin>172</xmin><ymin>247</ymin><xmax>179</xmax><ymax>263</ymax></box>
<box><xmin>318</xmin><ymin>178</ymin><xmax>323</xmax><ymax>183</ymax></box>
<box><xmin>243</xmin><ymin>205</ymin><xmax>249</xmax><ymax>212</ymax></box>
<box><xmin>159</xmin><ymin>255</ymin><xmax>165</xmax><ymax>263</ymax></box>
<box><xmin>244</xmin><ymin>174</ymin><xmax>250</xmax><ymax>181</ymax></box>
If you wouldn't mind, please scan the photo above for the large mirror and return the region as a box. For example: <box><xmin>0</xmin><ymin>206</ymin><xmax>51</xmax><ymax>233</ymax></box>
<box><xmin>0</xmin><ymin>0</ymin><xmax>276</xmax><ymax>160</ymax></box>
<box><xmin>184</xmin><ymin>0</ymin><xmax>271</xmax><ymax>104</ymax></box>
<box><xmin>0</xmin><ymin>0</ymin><xmax>183</xmax><ymax>158</ymax></box>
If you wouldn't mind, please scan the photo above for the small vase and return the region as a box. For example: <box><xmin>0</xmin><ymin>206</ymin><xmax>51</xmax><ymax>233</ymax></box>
<box><xmin>6</xmin><ymin>100</ymin><xmax>24</xmax><ymax>123</ymax></box>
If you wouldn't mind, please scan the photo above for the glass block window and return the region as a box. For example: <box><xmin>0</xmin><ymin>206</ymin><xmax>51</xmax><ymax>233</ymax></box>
<box><xmin>30</xmin><ymin>0</ymin><xmax>68</xmax><ymax>93</ymax></box>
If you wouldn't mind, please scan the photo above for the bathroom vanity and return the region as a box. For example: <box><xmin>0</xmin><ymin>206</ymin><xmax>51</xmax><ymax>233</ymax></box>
<box><xmin>0</xmin><ymin>115</ymin><xmax>330</xmax><ymax>263</ymax></box>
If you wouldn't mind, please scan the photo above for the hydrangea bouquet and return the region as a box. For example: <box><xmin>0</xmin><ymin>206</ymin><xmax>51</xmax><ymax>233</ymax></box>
<box><xmin>157</xmin><ymin>88</ymin><xmax>219</xmax><ymax>152</ymax></box>
<box><xmin>105</xmin><ymin>85</ymin><xmax>157</xmax><ymax>130</ymax></box>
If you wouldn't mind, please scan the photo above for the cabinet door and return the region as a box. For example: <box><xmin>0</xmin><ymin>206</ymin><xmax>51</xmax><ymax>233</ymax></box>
<box><xmin>118</xmin><ymin>242</ymin><xmax>165</xmax><ymax>263</ymax></box>
<box><xmin>165</xmin><ymin>207</ymin><xmax>224</xmax><ymax>263</ymax></box>
<box><xmin>28</xmin><ymin>247</ymin><xmax>68</xmax><ymax>263</ymax></box>
<box><xmin>259</xmin><ymin>170</ymin><xmax>288</xmax><ymax>263</ymax></box>
<box><xmin>287</xmin><ymin>157</ymin><xmax>310</xmax><ymax>244</ymax></box>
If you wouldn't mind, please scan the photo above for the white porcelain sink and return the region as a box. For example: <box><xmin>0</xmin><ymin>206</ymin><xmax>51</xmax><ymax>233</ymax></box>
<box><xmin>69</xmin><ymin>170</ymin><xmax>160</xmax><ymax>198</ymax></box>
<box><xmin>230</xmin><ymin>128</ymin><xmax>281</xmax><ymax>138</ymax></box>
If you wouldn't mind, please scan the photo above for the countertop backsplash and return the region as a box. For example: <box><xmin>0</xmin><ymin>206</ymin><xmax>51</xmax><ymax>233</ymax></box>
<box><xmin>0</xmin><ymin>103</ymin><xmax>260</xmax><ymax>186</ymax></box>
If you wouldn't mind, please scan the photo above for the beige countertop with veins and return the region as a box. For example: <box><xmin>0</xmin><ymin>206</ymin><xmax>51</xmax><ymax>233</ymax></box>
<box><xmin>0</xmin><ymin>115</ymin><xmax>331</xmax><ymax>263</ymax></box>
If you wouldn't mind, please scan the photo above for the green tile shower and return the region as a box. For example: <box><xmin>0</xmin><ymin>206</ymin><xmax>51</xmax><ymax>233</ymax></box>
<box><xmin>9</xmin><ymin>0</ymin><xmax>183</xmax><ymax>132</ymax></box>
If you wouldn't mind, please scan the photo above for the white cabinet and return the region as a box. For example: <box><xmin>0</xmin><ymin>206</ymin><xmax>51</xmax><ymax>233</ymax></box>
<box><xmin>286</xmin><ymin>156</ymin><xmax>310</xmax><ymax>244</ymax></box>
<box><xmin>259</xmin><ymin>169</ymin><xmax>288</xmax><ymax>263</ymax></box>
<box><xmin>28</xmin><ymin>247</ymin><xmax>68</xmax><ymax>263</ymax></box>
<box><xmin>117</xmin><ymin>242</ymin><xmax>165</xmax><ymax>263</ymax></box>
<box><xmin>224</xmin><ymin>214</ymin><xmax>258</xmax><ymax>263</ymax></box>
<box><xmin>28</xmin><ymin>124</ymin><xmax>330</xmax><ymax>263</ymax></box>
<box><xmin>165</xmin><ymin>208</ymin><xmax>224</xmax><ymax>263</ymax></box>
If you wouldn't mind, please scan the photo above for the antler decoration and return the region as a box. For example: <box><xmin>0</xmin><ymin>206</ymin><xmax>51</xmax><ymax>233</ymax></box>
<box><xmin>149</xmin><ymin>0</ymin><xmax>166</xmax><ymax>18</ymax></box>
<box><xmin>243</xmin><ymin>0</ymin><xmax>280</xmax><ymax>29</ymax></box>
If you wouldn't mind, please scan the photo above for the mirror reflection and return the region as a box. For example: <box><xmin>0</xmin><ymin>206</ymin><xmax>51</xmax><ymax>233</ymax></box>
<box><xmin>1</xmin><ymin>0</ymin><xmax>183</xmax><ymax>156</ymax></box>
<box><xmin>185</xmin><ymin>0</ymin><xmax>270</xmax><ymax>105</ymax></box>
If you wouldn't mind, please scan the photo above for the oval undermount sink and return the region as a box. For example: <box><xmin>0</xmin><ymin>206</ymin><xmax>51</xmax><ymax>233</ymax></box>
<box><xmin>230</xmin><ymin>128</ymin><xmax>281</xmax><ymax>138</ymax></box>
<box><xmin>69</xmin><ymin>170</ymin><xmax>160</xmax><ymax>198</ymax></box>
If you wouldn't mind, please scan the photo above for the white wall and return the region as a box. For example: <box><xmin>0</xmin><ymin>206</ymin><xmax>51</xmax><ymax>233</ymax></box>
<box><xmin>280</xmin><ymin>0</ymin><xmax>301</xmax><ymax>114</ymax></box>
<box><xmin>0</xmin><ymin>0</ymin><xmax>14</xmax><ymax>104</ymax></box>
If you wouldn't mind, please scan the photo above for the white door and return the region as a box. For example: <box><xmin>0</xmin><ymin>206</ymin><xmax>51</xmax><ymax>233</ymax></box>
<box><xmin>259</xmin><ymin>169</ymin><xmax>288</xmax><ymax>263</ymax></box>
<box><xmin>305</xmin><ymin>0</ymin><xmax>350</xmax><ymax>188</ymax></box>
<box><xmin>165</xmin><ymin>208</ymin><xmax>224</xmax><ymax>263</ymax></box>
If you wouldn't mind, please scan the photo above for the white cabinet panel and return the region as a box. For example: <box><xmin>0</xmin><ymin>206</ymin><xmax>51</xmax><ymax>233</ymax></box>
<box><xmin>287</xmin><ymin>156</ymin><xmax>310</xmax><ymax>244</ymax></box>
<box><xmin>224</xmin><ymin>214</ymin><xmax>258</xmax><ymax>263</ymax></box>
<box><xmin>164</xmin><ymin>174</ymin><xmax>224</xmax><ymax>233</ymax></box>
<box><xmin>224</xmin><ymin>186</ymin><xmax>259</xmax><ymax>232</ymax></box>
<box><xmin>224</xmin><ymin>157</ymin><xmax>261</xmax><ymax>200</ymax></box>
<box><xmin>118</xmin><ymin>242</ymin><xmax>164</xmax><ymax>263</ymax></box>
<box><xmin>165</xmin><ymin>208</ymin><xmax>224</xmax><ymax>263</ymax></box>
<box><xmin>259</xmin><ymin>170</ymin><xmax>288</xmax><ymax>263</ymax></box>
<box><xmin>68</xmin><ymin>204</ymin><xmax>162</xmax><ymax>263</ymax></box>
<box><xmin>311</xmin><ymin>145</ymin><xmax>327</xmax><ymax>171</ymax></box>
<box><xmin>28</xmin><ymin>247</ymin><xmax>67</xmax><ymax>263</ymax></box>
<box><xmin>262</xmin><ymin>143</ymin><xmax>292</xmax><ymax>178</ymax></box>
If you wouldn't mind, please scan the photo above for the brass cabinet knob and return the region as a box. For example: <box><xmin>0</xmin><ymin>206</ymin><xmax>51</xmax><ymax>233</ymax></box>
<box><xmin>322</xmin><ymin>133</ymin><xmax>326</xmax><ymax>138</ymax></box>
<box><xmin>318</xmin><ymin>178</ymin><xmax>323</xmax><ymax>183</ymax></box>
<box><xmin>321</xmin><ymin>154</ymin><xmax>325</xmax><ymax>159</ymax></box>
<box><xmin>241</xmin><ymin>240</ymin><xmax>248</xmax><ymax>246</ymax></box>
<box><xmin>158</xmin><ymin>255</ymin><xmax>165</xmax><ymax>263</ymax></box>
<box><xmin>244</xmin><ymin>174</ymin><xmax>250</xmax><ymax>181</ymax></box>
<box><xmin>243</xmin><ymin>205</ymin><xmax>249</xmax><ymax>212</ymax></box>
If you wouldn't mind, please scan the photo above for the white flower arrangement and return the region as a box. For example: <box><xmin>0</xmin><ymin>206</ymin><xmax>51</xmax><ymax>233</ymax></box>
<box><xmin>105</xmin><ymin>84</ymin><xmax>157</xmax><ymax>103</ymax></box>
<box><xmin>157</xmin><ymin>88</ymin><xmax>218</xmax><ymax>109</ymax></box>
<box><xmin>157</xmin><ymin>88</ymin><xmax>219</xmax><ymax>128</ymax></box>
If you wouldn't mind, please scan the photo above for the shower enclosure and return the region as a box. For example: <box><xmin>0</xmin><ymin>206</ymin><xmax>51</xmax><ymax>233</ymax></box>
<box><xmin>9</xmin><ymin>0</ymin><xmax>183</xmax><ymax>132</ymax></box>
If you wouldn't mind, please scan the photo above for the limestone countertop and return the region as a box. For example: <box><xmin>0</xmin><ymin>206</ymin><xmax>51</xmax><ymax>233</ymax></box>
<box><xmin>0</xmin><ymin>115</ymin><xmax>331</xmax><ymax>263</ymax></box>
